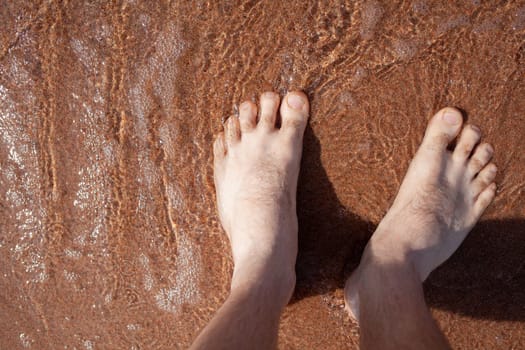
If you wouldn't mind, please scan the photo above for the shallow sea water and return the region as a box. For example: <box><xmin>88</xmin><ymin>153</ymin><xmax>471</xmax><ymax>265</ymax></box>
<box><xmin>1</xmin><ymin>0</ymin><xmax>524</xmax><ymax>349</ymax></box>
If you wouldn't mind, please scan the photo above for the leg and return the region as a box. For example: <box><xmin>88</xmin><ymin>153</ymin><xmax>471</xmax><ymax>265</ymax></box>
<box><xmin>345</xmin><ymin>108</ymin><xmax>497</xmax><ymax>349</ymax></box>
<box><xmin>191</xmin><ymin>91</ymin><xmax>309</xmax><ymax>350</ymax></box>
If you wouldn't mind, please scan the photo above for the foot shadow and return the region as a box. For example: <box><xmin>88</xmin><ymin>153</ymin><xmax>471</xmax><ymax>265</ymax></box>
<box><xmin>293</xmin><ymin>125</ymin><xmax>525</xmax><ymax>322</ymax></box>
<box><xmin>293</xmin><ymin>125</ymin><xmax>374</xmax><ymax>300</ymax></box>
<box><xmin>425</xmin><ymin>218</ymin><xmax>525</xmax><ymax>321</ymax></box>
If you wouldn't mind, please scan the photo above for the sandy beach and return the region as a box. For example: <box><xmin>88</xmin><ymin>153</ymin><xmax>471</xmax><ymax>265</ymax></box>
<box><xmin>1</xmin><ymin>0</ymin><xmax>524</xmax><ymax>348</ymax></box>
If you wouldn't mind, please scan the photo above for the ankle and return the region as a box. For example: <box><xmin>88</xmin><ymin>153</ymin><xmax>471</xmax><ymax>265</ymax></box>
<box><xmin>358</xmin><ymin>237</ymin><xmax>422</xmax><ymax>297</ymax></box>
<box><xmin>345</xmin><ymin>232</ymin><xmax>422</xmax><ymax>319</ymax></box>
<box><xmin>231</xmin><ymin>260</ymin><xmax>296</xmax><ymax>308</ymax></box>
<box><xmin>363</xmin><ymin>224</ymin><xmax>424</xmax><ymax>271</ymax></box>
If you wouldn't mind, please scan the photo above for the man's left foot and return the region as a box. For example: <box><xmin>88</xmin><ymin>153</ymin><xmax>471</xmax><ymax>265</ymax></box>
<box><xmin>345</xmin><ymin>108</ymin><xmax>497</xmax><ymax>320</ymax></box>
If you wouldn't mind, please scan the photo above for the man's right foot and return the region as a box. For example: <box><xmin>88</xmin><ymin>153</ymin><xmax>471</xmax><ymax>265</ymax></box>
<box><xmin>345</xmin><ymin>107</ymin><xmax>497</xmax><ymax>320</ymax></box>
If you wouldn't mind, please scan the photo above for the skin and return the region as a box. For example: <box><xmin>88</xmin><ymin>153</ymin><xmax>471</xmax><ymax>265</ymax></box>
<box><xmin>191</xmin><ymin>91</ymin><xmax>308</xmax><ymax>350</ymax></box>
<box><xmin>345</xmin><ymin>107</ymin><xmax>497</xmax><ymax>349</ymax></box>
<box><xmin>191</xmin><ymin>92</ymin><xmax>497</xmax><ymax>350</ymax></box>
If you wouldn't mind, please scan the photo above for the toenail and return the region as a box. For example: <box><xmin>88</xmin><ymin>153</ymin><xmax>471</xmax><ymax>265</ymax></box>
<box><xmin>470</xmin><ymin>125</ymin><xmax>481</xmax><ymax>133</ymax></box>
<box><xmin>240</xmin><ymin>102</ymin><xmax>251</xmax><ymax>111</ymax></box>
<box><xmin>262</xmin><ymin>92</ymin><xmax>277</xmax><ymax>100</ymax></box>
<box><xmin>442</xmin><ymin>110</ymin><xmax>461</xmax><ymax>125</ymax></box>
<box><xmin>287</xmin><ymin>94</ymin><xmax>305</xmax><ymax>110</ymax></box>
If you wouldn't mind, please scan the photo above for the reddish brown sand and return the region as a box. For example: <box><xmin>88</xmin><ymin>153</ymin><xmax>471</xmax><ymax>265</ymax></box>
<box><xmin>1</xmin><ymin>1</ymin><xmax>524</xmax><ymax>349</ymax></box>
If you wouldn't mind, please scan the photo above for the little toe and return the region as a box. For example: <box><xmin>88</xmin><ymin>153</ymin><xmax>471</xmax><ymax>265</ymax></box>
<box><xmin>239</xmin><ymin>101</ymin><xmax>257</xmax><ymax>132</ymax></box>
<box><xmin>453</xmin><ymin>124</ymin><xmax>481</xmax><ymax>162</ymax></box>
<box><xmin>213</xmin><ymin>132</ymin><xmax>226</xmax><ymax>156</ymax></box>
<box><xmin>420</xmin><ymin>107</ymin><xmax>463</xmax><ymax>155</ymax></box>
<box><xmin>279</xmin><ymin>91</ymin><xmax>309</xmax><ymax>138</ymax></box>
<box><xmin>472</xmin><ymin>182</ymin><xmax>497</xmax><ymax>221</ymax></box>
<box><xmin>258</xmin><ymin>92</ymin><xmax>280</xmax><ymax>130</ymax></box>
<box><xmin>471</xmin><ymin>163</ymin><xmax>497</xmax><ymax>198</ymax></box>
<box><xmin>224</xmin><ymin>116</ymin><xmax>241</xmax><ymax>148</ymax></box>
<box><xmin>213</xmin><ymin>132</ymin><xmax>226</xmax><ymax>174</ymax></box>
<box><xmin>467</xmin><ymin>143</ymin><xmax>493</xmax><ymax>178</ymax></box>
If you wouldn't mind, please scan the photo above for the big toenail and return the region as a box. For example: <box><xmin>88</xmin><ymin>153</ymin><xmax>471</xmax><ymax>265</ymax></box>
<box><xmin>443</xmin><ymin>110</ymin><xmax>461</xmax><ymax>125</ymax></box>
<box><xmin>287</xmin><ymin>94</ymin><xmax>305</xmax><ymax>110</ymax></box>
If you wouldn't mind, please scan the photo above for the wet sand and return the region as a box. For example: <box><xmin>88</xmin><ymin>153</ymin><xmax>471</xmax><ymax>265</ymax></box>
<box><xmin>1</xmin><ymin>0</ymin><xmax>524</xmax><ymax>348</ymax></box>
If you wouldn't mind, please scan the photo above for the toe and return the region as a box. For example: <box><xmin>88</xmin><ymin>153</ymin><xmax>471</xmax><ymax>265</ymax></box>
<box><xmin>213</xmin><ymin>132</ymin><xmax>226</xmax><ymax>190</ymax></box>
<box><xmin>224</xmin><ymin>116</ymin><xmax>241</xmax><ymax>148</ymax></box>
<box><xmin>467</xmin><ymin>143</ymin><xmax>493</xmax><ymax>178</ymax></box>
<box><xmin>471</xmin><ymin>163</ymin><xmax>497</xmax><ymax>198</ymax></box>
<box><xmin>453</xmin><ymin>124</ymin><xmax>481</xmax><ymax>162</ymax></box>
<box><xmin>472</xmin><ymin>182</ymin><xmax>497</xmax><ymax>221</ymax></box>
<box><xmin>239</xmin><ymin>101</ymin><xmax>257</xmax><ymax>132</ymax></box>
<box><xmin>213</xmin><ymin>131</ymin><xmax>226</xmax><ymax>159</ymax></box>
<box><xmin>279</xmin><ymin>91</ymin><xmax>309</xmax><ymax>137</ymax></box>
<box><xmin>420</xmin><ymin>107</ymin><xmax>463</xmax><ymax>155</ymax></box>
<box><xmin>258</xmin><ymin>92</ymin><xmax>280</xmax><ymax>130</ymax></box>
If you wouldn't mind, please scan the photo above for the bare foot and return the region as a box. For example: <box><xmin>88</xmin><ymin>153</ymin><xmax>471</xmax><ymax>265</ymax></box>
<box><xmin>191</xmin><ymin>92</ymin><xmax>309</xmax><ymax>350</ymax></box>
<box><xmin>213</xmin><ymin>91</ymin><xmax>309</xmax><ymax>305</ymax></box>
<box><xmin>345</xmin><ymin>107</ymin><xmax>497</xmax><ymax>320</ymax></box>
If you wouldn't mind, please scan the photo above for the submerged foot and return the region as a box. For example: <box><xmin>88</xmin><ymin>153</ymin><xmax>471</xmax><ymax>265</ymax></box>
<box><xmin>213</xmin><ymin>91</ymin><xmax>309</xmax><ymax>305</ymax></box>
<box><xmin>345</xmin><ymin>107</ymin><xmax>497</xmax><ymax>320</ymax></box>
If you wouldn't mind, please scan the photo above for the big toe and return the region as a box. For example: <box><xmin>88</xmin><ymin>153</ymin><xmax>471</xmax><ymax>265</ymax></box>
<box><xmin>420</xmin><ymin>107</ymin><xmax>463</xmax><ymax>154</ymax></box>
<box><xmin>280</xmin><ymin>91</ymin><xmax>309</xmax><ymax>138</ymax></box>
